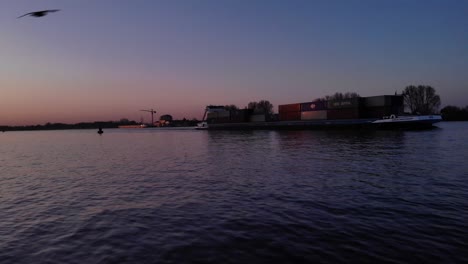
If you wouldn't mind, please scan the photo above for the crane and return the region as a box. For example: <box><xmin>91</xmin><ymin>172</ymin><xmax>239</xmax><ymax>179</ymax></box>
<box><xmin>140</xmin><ymin>109</ymin><xmax>157</xmax><ymax>126</ymax></box>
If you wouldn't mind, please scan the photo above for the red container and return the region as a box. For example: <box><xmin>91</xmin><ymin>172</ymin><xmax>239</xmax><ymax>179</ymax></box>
<box><xmin>301</xmin><ymin>110</ymin><xmax>327</xmax><ymax>120</ymax></box>
<box><xmin>327</xmin><ymin>109</ymin><xmax>360</xmax><ymax>120</ymax></box>
<box><xmin>279</xmin><ymin>103</ymin><xmax>301</xmax><ymax>113</ymax></box>
<box><xmin>279</xmin><ymin>111</ymin><xmax>301</xmax><ymax>121</ymax></box>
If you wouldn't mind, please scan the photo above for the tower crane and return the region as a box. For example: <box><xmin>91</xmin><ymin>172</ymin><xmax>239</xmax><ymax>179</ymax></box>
<box><xmin>140</xmin><ymin>109</ymin><xmax>157</xmax><ymax>126</ymax></box>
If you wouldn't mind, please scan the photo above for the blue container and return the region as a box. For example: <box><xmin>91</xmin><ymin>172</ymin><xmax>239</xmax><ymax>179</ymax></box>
<box><xmin>300</xmin><ymin>101</ymin><xmax>328</xmax><ymax>111</ymax></box>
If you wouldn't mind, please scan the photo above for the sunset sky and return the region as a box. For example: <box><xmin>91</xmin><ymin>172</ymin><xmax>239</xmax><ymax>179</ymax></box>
<box><xmin>1</xmin><ymin>0</ymin><xmax>467</xmax><ymax>125</ymax></box>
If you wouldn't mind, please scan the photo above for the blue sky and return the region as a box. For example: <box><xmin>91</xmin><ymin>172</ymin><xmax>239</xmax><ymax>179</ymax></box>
<box><xmin>1</xmin><ymin>0</ymin><xmax>467</xmax><ymax>125</ymax></box>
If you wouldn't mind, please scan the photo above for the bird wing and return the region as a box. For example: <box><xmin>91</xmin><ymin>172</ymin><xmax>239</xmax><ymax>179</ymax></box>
<box><xmin>17</xmin><ymin>9</ymin><xmax>60</xmax><ymax>18</ymax></box>
<box><xmin>17</xmin><ymin>12</ymin><xmax>33</xmax><ymax>18</ymax></box>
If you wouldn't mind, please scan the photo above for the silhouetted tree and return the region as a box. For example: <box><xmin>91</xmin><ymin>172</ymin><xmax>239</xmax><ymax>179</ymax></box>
<box><xmin>224</xmin><ymin>104</ymin><xmax>239</xmax><ymax>111</ymax></box>
<box><xmin>160</xmin><ymin>115</ymin><xmax>173</xmax><ymax>121</ymax></box>
<box><xmin>257</xmin><ymin>100</ymin><xmax>274</xmax><ymax>115</ymax></box>
<box><xmin>247</xmin><ymin>101</ymin><xmax>257</xmax><ymax>110</ymax></box>
<box><xmin>318</xmin><ymin>92</ymin><xmax>360</xmax><ymax>101</ymax></box>
<box><xmin>403</xmin><ymin>85</ymin><xmax>441</xmax><ymax>115</ymax></box>
<box><xmin>119</xmin><ymin>118</ymin><xmax>131</xmax><ymax>124</ymax></box>
<box><xmin>247</xmin><ymin>100</ymin><xmax>274</xmax><ymax>115</ymax></box>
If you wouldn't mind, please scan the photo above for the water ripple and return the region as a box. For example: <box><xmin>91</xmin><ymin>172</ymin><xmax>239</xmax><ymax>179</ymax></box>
<box><xmin>1</xmin><ymin>124</ymin><xmax>468</xmax><ymax>263</ymax></box>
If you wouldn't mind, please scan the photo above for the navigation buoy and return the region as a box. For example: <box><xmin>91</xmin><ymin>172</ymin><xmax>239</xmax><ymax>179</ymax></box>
<box><xmin>98</xmin><ymin>128</ymin><xmax>103</xmax><ymax>134</ymax></box>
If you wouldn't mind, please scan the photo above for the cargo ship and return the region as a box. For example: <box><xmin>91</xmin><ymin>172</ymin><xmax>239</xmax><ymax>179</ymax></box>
<box><xmin>196</xmin><ymin>95</ymin><xmax>442</xmax><ymax>130</ymax></box>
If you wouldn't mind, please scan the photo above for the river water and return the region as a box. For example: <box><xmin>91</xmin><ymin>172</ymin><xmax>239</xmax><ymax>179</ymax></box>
<box><xmin>1</xmin><ymin>122</ymin><xmax>467</xmax><ymax>263</ymax></box>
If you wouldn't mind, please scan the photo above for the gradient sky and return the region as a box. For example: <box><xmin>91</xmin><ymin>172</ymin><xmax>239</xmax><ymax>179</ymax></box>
<box><xmin>1</xmin><ymin>0</ymin><xmax>467</xmax><ymax>125</ymax></box>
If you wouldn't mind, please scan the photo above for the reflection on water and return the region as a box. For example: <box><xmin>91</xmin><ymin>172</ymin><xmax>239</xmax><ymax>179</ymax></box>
<box><xmin>0</xmin><ymin>123</ymin><xmax>467</xmax><ymax>263</ymax></box>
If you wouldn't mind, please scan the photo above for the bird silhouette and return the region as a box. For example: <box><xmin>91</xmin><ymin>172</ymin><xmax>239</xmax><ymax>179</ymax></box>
<box><xmin>17</xmin><ymin>9</ymin><xmax>60</xmax><ymax>19</ymax></box>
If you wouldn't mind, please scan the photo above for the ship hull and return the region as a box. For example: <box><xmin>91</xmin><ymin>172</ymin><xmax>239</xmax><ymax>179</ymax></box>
<box><xmin>197</xmin><ymin>116</ymin><xmax>442</xmax><ymax>130</ymax></box>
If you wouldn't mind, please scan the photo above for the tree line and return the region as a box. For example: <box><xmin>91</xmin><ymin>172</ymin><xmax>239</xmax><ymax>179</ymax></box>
<box><xmin>440</xmin><ymin>106</ymin><xmax>468</xmax><ymax>121</ymax></box>
<box><xmin>225</xmin><ymin>100</ymin><xmax>275</xmax><ymax>115</ymax></box>
<box><xmin>0</xmin><ymin>118</ymin><xmax>202</xmax><ymax>132</ymax></box>
<box><xmin>0</xmin><ymin>120</ymin><xmax>134</xmax><ymax>132</ymax></box>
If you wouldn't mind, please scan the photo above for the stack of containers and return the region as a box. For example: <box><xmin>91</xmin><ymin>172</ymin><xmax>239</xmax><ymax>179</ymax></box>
<box><xmin>249</xmin><ymin>108</ymin><xmax>266</xmax><ymax>122</ymax></box>
<box><xmin>391</xmin><ymin>96</ymin><xmax>404</xmax><ymax>114</ymax></box>
<box><xmin>300</xmin><ymin>101</ymin><xmax>328</xmax><ymax>120</ymax></box>
<box><xmin>230</xmin><ymin>109</ymin><xmax>253</xmax><ymax>123</ymax></box>
<box><xmin>362</xmin><ymin>95</ymin><xmax>404</xmax><ymax>118</ymax></box>
<box><xmin>278</xmin><ymin>103</ymin><xmax>301</xmax><ymax>121</ymax></box>
<box><xmin>206</xmin><ymin>110</ymin><xmax>230</xmax><ymax>123</ymax></box>
<box><xmin>327</xmin><ymin>97</ymin><xmax>362</xmax><ymax>119</ymax></box>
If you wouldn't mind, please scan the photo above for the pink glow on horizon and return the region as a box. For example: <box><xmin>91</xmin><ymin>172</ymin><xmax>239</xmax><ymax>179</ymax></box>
<box><xmin>1</xmin><ymin>1</ymin><xmax>467</xmax><ymax>126</ymax></box>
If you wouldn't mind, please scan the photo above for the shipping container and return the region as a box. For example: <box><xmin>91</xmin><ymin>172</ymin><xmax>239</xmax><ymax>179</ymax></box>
<box><xmin>230</xmin><ymin>109</ymin><xmax>252</xmax><ymax>117</ymax></box>
<box><xmin>301</xmin><ymin>110</ymin><xmax>327</xmax><ymax>120</ymax></box>
<box><xmin>250</xmin><ymin>114</ymin><xmax>266</xmax><ymax>122</ymax></box>
<box><xmin>327</xmin><ymin>97</ymin><xmax>361</xmax><ymax>109</ymax></box>
<box><xmin>300</xmin><ymin>101</ymin><xmax>327</xmax><ymax>111</ymax></box>
<box><xmin>363</xmin><ymin>95</ymin><xmax>404</xmax><ymax>107</ymax></box>
<box><xmin>279</xmin><ymin>111</ymin><xmax>301</xmax><ymax>121</ymax></box>
<box><xmin>362</xmin><ymin>105</ymin><xmax>404</xmax><ymax>118</ymax></box>
<box><xmin>278</xmin><ymin>103</ymin><xmax>301</xmax><ymax>113</ymax></box>
<box><xmin>229</xmin><ymin>109</ymin><xmax>252</xmax><ymax>123</ymax></box>
<box><xmin>218</xmin><ymin>111</ymin><xmax>230</xmax><ymax>118</ymax></box>
<box><xmin>206</xmin><ymin>117</ymin><xmax>218</xmax><ymax>124</ymax></box>
<box><xmin>206</xmin><ymin>112</ymin><xmax>217</xmax><ymax>119</ymax></box>
<box><xmin>391</xmin><ymin>96</ymin><xmax>404</xmax><ymax>106</ymax></box>
<box><xmin>229</xmin><ymin>117</ymin><xmax>246</xmax><ymax>123</ymax></box>
<box><xmin>327</xmin><ymin>108</ymin><xmax>360</xmax><ymax>120</ymax></box>
<box><xmin>210</xmin><ymin>117</ymin><xmax>231</xmax><ymax>124</ymax></box>
<box><xmin>268</xmin><ymin>114</ymin><xmax>279</xmax><ymax>122</ymax></box>
<box><xmin>252</xmin><ymin>108</ymin><xmax>267</xmax><ymax>114</ymax></box>
<box><xmin>361</xmin><ymin>106</ymin><xmax>391</xmax><ymax>118</ymax></box>
<box><xmin>363</xmin><ymin>96</ymin><xmax>387</xmax><ymax>107</ymax></box>
<box><xmin>207</xmin><ymin>111</ymin><xmax>230</xmax><ymax>119</ymax></box>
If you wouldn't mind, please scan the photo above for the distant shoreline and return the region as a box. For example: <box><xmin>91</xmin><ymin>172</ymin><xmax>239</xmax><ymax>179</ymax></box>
<box><xmin>2</xmin><ymin>118</ymin><xmax>467</xmax><ymax>132</ymax></box>
<box><xmin>1</xmin><ymin>120</ymin><xmax>199</xmax><ymax>132</ymax></box>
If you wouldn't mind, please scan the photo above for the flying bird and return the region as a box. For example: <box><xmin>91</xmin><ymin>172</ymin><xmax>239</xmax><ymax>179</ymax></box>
<box><xmin>17</xmin><ymin>9</ymin><xmax>60</xmax><ymax>19</ymax></box>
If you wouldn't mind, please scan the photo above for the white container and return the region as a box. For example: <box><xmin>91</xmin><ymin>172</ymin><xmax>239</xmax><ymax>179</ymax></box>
<box><xmin>249</xmin><ymin>114</ymin><xmax>266</xmax><ymax>122</ymax></box>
